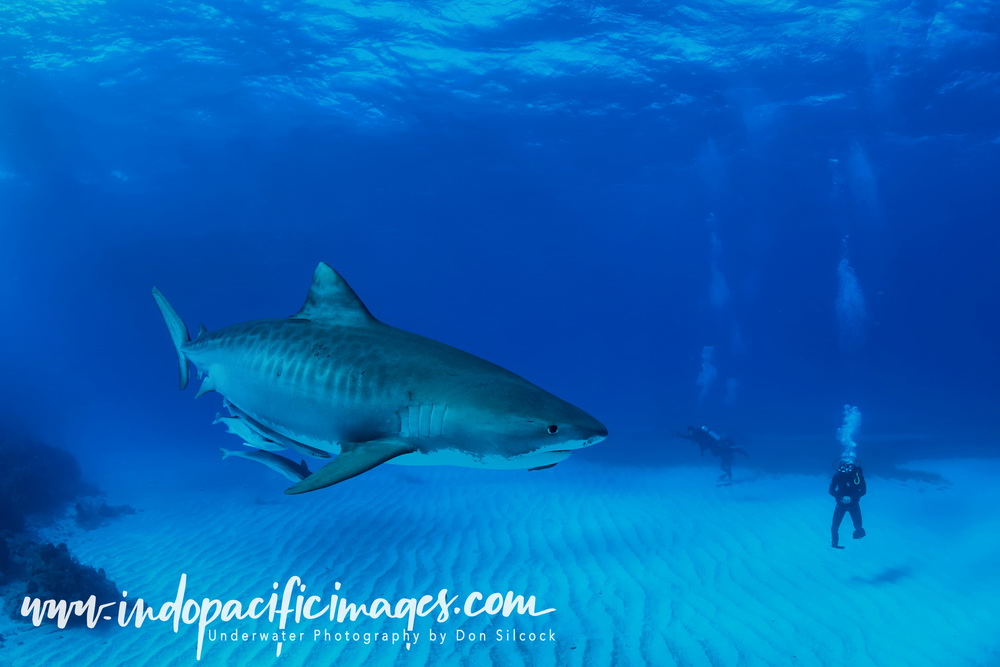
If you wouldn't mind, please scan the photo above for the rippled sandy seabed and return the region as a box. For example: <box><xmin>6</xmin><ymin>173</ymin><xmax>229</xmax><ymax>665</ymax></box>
<box><xmin>3</xmin><ymin>456</ymin><xmax>997</xmax><ymax>667</ymax></box>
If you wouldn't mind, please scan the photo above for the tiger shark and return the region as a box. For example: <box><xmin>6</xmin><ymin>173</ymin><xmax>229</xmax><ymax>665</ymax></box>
<box><xmin>152</xmin><ymin>262</ymin><xmax>607</xmax><ymax>494</ymax></box>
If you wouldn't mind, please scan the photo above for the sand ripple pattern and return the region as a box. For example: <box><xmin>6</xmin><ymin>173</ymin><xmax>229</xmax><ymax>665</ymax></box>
<box><xmin>4</xmin><ymin>459</ymin><xmax>998</xmax><ymax>666</ymax></box>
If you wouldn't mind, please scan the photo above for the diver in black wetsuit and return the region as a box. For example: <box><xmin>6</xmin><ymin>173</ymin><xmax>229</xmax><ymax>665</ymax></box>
<box><xmin>829</xmin><ymin>460</ymin><xmax>867</xmax><ymax>548</ymax></box>
<box><xmin>715</xmin><ymin>440</ymin><xmax>746</xmax><ymax>483</ymax></box>
<box><xmin>676</xmin><ymin>426</ymin><xmax>719</xmax><ymax>456</ymax></box>
<box><xmin>676</xmin><ymin>426</ymin><xmax>748</xmax><ymax>483</ymax></box>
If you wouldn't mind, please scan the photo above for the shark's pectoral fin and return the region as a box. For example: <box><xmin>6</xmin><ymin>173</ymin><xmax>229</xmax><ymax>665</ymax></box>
<box><xmin>285</xmin><ymin>439</ymin><xmax>415</xmax><ymax>495</ymax></box>
<box><xmin>528</xmin><ymin>463</ymin><xmax>559</xmax><ymax>471</ymax></box>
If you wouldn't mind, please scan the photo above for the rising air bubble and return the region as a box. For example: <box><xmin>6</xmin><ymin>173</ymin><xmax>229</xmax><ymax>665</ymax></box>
<box><xmin>696</xmin><ymin>346</ymin><xmax>717</xmax><ymax>404</ymax></box>
<box><xmin>837</xmin><ymin>405</ymin><xmax>862</xmax><ymax>463</ymax></box>
<box><xmin>848</xmin><ymin>142</ymin><xmax>879</xmax><ymax>215</ymax></box>
<box><xmin>707</xmin><ymin>215</ymin><xmax>730</xmax><ymax>312</ymax></box>
<box><xmin>723</xmin><ymin>378</ymin><xmax>739</xmax><ymax>407</ymax></box>
<box><xmin>836</xmin><ymin>239</ymin><xmax>866</xmax><ymax>351</ymax></box>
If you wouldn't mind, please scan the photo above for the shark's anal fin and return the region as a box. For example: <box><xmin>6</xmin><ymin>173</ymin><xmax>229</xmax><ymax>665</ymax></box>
<box><xmin>285</xmin><ymin>439</ymin><xmax>415</xmax><ymax>495</ymax></box>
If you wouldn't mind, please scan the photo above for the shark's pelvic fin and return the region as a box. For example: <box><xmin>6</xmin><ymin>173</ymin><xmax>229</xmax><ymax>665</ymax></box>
<box><xmin>285</xmin><ymin>439</ymin><xmax>415</xmax><ymax>494</ymax></box>
<box><xmin>151</xmin><ymin>287</ymin><xmax>191</xmax><ymax>390</ymax></box>
<box><xmin>291</xmin><ymin>262</ymin><xmax>376</xmax><ymax>326</ymax></box>
<box><xmin>195</xmin><ymin>376</ymin><xmax>216</xmax><ymax>398</ymax></box>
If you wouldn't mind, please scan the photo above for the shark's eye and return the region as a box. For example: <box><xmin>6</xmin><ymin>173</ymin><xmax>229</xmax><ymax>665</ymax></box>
<box><xmin>547</xmin><ymin>425</ymin><xmax>559</xmax><ymax>435</ymax></box>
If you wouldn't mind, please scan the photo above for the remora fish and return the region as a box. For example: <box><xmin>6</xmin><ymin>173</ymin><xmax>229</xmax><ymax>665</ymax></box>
<box><xmin>212</xmin><ymin>412</ymin><xmax>285</xmax><ymax>452</ymax></box>
<box><xmin>152</xmin><ymin>262</ymin><xmax>607</xmax><ymax>494</ymax></box>
<box><xmin>220</xmin><ymin>448</ymin><xmax>311</xmax><ymax>483</ymax></box>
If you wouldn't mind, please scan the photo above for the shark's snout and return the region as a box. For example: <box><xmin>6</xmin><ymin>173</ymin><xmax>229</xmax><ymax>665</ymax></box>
<box><xmin>584</xmin><ymin>428</ymin><xmax>608</xmax><ymax>448</ymax></box>
<box><xmin>590</xmin><ymin>413</ymin><xmax>608</xmax><ymax>436</ymax></box>
<box><xmin>537</xmin><ymin>416</ymin><xmax>605</xmax><ymax>454</ymax></box>
<box><xmin>576</xmin><ymin>417</ymin><xmax>607</xmax><ymax>448</ymax></box>
<box><xmin>586</xmin><ymin>430</ymin><xmax>607</xmax><ymax>447</ymax></box>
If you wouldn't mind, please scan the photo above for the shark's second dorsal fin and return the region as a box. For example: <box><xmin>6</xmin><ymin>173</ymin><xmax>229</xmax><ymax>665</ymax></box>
<box><xmin>292</xmin><ymin>262</ymin><xmax>375</xmax><ymax>326</ymax></box>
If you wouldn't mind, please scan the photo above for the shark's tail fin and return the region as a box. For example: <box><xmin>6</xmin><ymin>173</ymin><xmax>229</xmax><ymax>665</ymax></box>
<box><xmin>220</xmin><ymin>448</ymin><xmax>235</xmax><ymax>459</ymax></box>
<box><xmin>151</xmin><ymin>287</ymin><xmax>191</xmax><ymax>390</ymax></box>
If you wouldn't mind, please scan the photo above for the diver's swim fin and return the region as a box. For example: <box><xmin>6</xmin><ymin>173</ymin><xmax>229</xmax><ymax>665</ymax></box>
<box><xmin>853</xmin><ymin>528</ymin><xmax>866</xmax><ymax>539</ymax></box>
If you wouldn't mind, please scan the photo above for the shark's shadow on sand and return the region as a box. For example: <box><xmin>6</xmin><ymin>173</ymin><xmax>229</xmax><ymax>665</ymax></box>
<box><xmin>850</xmin><ymin>566</ymin><xmax>912</xmax><ymax>585</ymax></box>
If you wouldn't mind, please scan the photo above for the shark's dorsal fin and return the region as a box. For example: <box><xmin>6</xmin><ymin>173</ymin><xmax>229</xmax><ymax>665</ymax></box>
<box><xmin>292</xmin><ymin>262</ymin><xmax>375</xmax><ymax>325</ymax></box>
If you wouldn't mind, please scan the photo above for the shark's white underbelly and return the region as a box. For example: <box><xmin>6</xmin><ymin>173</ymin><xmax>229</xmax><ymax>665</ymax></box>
<box><xmin>390</xmin><ymin>448</ymin><xmax>571</xmax><ymax>469</ymax></box>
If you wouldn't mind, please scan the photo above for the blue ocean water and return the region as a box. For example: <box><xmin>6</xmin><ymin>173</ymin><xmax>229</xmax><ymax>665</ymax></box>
<box><xmin>1</xmin><ymin>1</ymin><xmax>999</xmax><ymax>665</ymax></box>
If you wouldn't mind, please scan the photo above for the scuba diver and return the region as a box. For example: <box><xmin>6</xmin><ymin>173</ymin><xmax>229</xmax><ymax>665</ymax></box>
<box><xmin>829</xmin><ymin>459</ymin><xmax>867</xmax><ymax>549</ymax></box>
<box><xmin>676</xmin><ymin>425</ymin><xmax>748</xmax><ymax>484</ymax></box>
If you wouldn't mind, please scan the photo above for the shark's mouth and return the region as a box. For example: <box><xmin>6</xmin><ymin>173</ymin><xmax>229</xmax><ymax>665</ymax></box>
<box><xmin>518</xmin><ymin>448</ymin><xmax>574</xmax><ymax>465</ymax></box>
